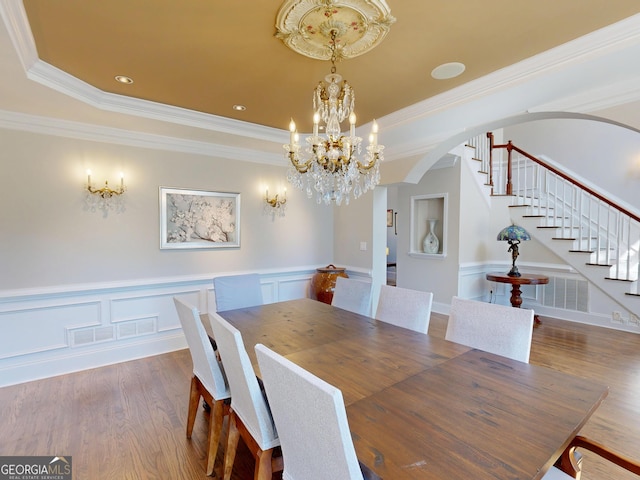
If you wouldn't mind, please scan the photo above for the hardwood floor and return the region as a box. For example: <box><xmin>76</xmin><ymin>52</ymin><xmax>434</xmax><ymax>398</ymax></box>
<box><xmin>1</xmin><ymin>313</ymin><xmax>639</xmax><ymax>479</ymax></box>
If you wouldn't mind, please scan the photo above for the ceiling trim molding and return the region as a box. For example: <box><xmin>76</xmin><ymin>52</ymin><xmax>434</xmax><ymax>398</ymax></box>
<box><xmin>529</xmin><ymin>75</ymin><xmax>640</xmax><ymax>114</ymax></box>
<box><xmin>3</xmin><ymin>0</ymin><xmax>639</xmax><ymax>159</ymax></box>
<box><xmin>379</xmin><ymin>13</ymin><xmax>640</xmax><ymax>130</ymax></box>
<box><xmin>26</xmin><ymin>60</ymin><xmax>287</xmax><ymax>144</ymax></box>
<box><xmin>1</xmin><ymin>0</ymin><xmax>286</xmax><ymax>144</ymax></box>
<box><xmin>383</xmin><ymin>129</ymin><xmax>459</xmax><ymax>162</ymax></box>
<box><xmin>0</xmin><ymin>109</ymin><xmax>285</xmax><ymax>166</ymax></box>
<box><xmin>0</xmin><ymin>0</ymin><xmax>37</xmax><ymax>71</ymax></box>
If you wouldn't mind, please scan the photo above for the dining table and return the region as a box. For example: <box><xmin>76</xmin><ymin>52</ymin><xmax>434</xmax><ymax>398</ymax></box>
<box><xmin>218</xmin><ymin>298</ymin><xmax>608</xmax><ymax>480</ymax></box>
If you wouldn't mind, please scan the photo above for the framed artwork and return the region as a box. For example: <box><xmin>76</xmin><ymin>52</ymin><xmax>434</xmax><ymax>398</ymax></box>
<box><xmin>159</xmin><ymin>187</ymin><xmax>240</xmax><ymax>249</ymax></box>
<box><xmin>387</xmin><ymin>209</ymin><xmax>394</xmax><ymax>227</ymax></box>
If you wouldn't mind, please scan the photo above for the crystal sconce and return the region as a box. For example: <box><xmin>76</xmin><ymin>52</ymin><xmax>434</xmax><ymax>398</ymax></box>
<box><xmin>85</xmin><ymin>169</ymin><xmax>126</xmax><ymax>214</ymax></box>
<box><xmin>264</xmin><ymin>187</ymin><xmax>286</xmax><ymax>219</ymax></box>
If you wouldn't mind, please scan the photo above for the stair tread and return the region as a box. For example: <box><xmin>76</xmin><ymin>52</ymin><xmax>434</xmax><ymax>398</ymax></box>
<box><xmin>604</xmin><ymin>277</ymin><xmax>634</xmax><ymax>282</ymax></box>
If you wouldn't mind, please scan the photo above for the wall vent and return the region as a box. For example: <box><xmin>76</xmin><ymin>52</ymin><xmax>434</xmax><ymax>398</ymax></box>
<box><xmin>117</xmin><ymin>317</ymin><xmax>157</xmax><ymax>339</ymax></box>
<box><xmin>69</xmin><ymin>318</ymin><xmax>156</xmax><ymax>347</ymax></box>
<box><xmin>70</xmin><ymin>326</ymin><xmax>115</xmax><ymax>347</ymax></box>
<box><xmin>541</xmin><ymin>276</ymin><xmax>588</xmax><ymax>312</ymax></box>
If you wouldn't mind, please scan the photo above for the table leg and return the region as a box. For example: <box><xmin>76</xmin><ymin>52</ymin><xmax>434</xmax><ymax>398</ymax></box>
<box><xmin>509</xmin><ymin>284</ymin><xmax>523</xmax><ymax>308</ymax></box>
<box><xmin>510</xmin><ymin>284</ymin><xmax>541</xmax><ymax>326</ymax></box>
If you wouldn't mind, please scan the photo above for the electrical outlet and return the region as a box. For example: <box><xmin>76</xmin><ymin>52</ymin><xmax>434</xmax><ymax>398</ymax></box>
<box><xmin>359</xmin><ymin>241</ymin><xmax>367</xmax><ymax>251</ymax></box>
<box><xmin>612</xmin><ymin>311</ymin><xmax>623</xmax><ymax>323</ymax></box>
<box><xmin>630</xmin><ymin>314</ymin><xmax>640</xmax><ymax>326</ymax></box>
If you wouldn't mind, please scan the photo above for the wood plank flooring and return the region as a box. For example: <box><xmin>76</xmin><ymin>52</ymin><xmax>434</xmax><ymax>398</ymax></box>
<box><xmin>1</xmin><ymin>313</ymin><xmax>639</xmax><ymax>479</ymax></box>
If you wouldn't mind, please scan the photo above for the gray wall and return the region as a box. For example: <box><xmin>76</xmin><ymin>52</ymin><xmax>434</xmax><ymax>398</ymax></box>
<box><xmin>0</xmin><ymin>128</ymin><xmax>334</xmax><ymax>291</ymax></box>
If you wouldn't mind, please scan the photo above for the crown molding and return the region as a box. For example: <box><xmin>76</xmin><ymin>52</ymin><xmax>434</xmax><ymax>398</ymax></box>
<box><xmin>26</xmin><ymin>60</ymin><xmax>287</xmax><ymax>144</ymax></box>
<box><xmin>0</xmin><ymin>109</ymin><xmax>285</xmax><ymax>165</ymax></box>
<box><xmin>380</xmin><ymin>13</ymin><xmax>640</xmax><ymax>130</ymax></box>
<box><xmin>528</xmin><ymin>75</ymin><xmax>640</xmax><ymax>114</ymax></box>
<box><xmin>0</xmin><ymin>0</ymin><xmax>37</xmax><ymax>70</ymax></box>
<box><xmin>0</xmin><ymin>0</ymin><xmax>286</xmax><ymax>144</ymax></box>
<box><xmin>2</xmin><ymin>0</ymin><xmax>639</xmax><ymax>162</ymax></box>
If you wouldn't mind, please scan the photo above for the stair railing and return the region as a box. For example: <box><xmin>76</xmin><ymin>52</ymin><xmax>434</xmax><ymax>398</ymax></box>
<box><xmin>467</xmin><ymin>132</ymin><xmax>639</xmax><ymax>284</ymax></box>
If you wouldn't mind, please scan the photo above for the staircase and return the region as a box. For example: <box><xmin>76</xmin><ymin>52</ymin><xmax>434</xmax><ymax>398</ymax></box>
<box><xmin>467</xmin><ymin>132</ymin><xmax>639</xmax><ymax>315</ymax></box>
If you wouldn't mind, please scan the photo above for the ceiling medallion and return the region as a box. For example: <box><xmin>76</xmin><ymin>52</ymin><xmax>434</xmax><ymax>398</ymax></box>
<box><xmin>275</xmin><ymin>0</ymin><xmax>396</xmax><ymax>60</ymax></box>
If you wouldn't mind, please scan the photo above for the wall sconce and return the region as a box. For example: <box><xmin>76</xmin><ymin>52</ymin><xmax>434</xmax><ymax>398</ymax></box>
<box><xmin>263</xmin><ymin>187</ymin><xmax>286</xmax><ymax>218</ymax></box>
<box><xmin>85</xmin><ymin>169</ymin><xmax>126</xmax><ymax>214</ymax></box>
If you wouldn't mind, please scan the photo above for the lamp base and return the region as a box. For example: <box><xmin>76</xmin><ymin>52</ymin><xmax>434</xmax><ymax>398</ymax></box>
<box><xmin>507</xmin><ymin>266</ymin><xmax>521</xmax><ymax>277</ymax></box>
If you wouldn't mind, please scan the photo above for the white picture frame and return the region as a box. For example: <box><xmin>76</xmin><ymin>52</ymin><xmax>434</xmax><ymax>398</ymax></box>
<box><xmin>159</xmin><ymin>187</ymin><xmax>240</xmax><ymax>249</ymax></box>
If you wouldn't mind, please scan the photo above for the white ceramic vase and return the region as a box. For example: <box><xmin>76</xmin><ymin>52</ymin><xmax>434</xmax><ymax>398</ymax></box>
<box><xmin>423</xmin><ymin>219</ymin><xmax>439</xmax><ymax>254</ymax></box>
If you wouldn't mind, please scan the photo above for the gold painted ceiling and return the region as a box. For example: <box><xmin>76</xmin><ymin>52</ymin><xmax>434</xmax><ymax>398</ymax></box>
<box><xmin>22</xmin><ymin>1</ymin><xmax>640</xmax><ymax>133</ymax></box>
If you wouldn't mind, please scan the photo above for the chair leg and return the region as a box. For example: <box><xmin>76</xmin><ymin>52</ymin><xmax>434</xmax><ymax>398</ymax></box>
<box><xmin>222</xmin><ymin>411</ymin><xmax>240</xmax><ymax>480</ymax></box>
<box><xmin>254</xmin><ymin>448</ymin><xmax>274</xmax><ymax>480</ymax></box>
<box><xmin>205</xmin><ymin>399</ymin><xmax>225</xmax><ymax>477</ymax></box>
<box><xmin>186</xmin><ymin>376</ymin><xmax>200</xmax><ymax>439</ymax></box>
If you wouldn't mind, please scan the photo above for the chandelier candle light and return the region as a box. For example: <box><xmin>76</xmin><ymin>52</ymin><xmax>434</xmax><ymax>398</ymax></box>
<box><xmin>277</xmin><ymin>1</ymin><xmax>394</xmax><ymax>206</ymax></box>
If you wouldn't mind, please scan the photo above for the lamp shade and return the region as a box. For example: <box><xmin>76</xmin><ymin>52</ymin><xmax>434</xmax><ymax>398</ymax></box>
<box><xmin>497</xmin><ymin>224</ymin><xmax>531</xmax><ymax>242</ymax></box>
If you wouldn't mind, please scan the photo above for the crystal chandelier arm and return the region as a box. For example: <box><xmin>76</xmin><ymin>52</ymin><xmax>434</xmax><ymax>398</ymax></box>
<box><xmin>288</xmin><ymin>151</ymin><xmax>314</xmax><ymax>173</ymax></box>
<box><xmin>355</xmin><ymin>157</ymin><xmax>378</xmax><ymax>172</ymax></box>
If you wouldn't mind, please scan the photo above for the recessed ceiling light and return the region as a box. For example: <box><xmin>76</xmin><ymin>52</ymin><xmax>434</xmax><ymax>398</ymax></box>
<box><xmin>431</xmin><ymin>62</ymin><xmax>466</xmax><ymax>80</ymax></box>
<box><xmin>115</xmin><ymin>75</ymin><xmax>133</xmax><ymax>84</ymax></box>
<box><xmin>232</xmin><ymin>104</ymin><xmax>246</xmax><ymax>111</ymax></box>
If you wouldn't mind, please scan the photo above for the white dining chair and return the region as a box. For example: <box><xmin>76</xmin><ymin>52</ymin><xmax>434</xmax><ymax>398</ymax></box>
<box><xmin>375</xmin><ymin>284</ymin><xmax>433</xmax><ymax>333</ymax></box>
<box><xmin>207</xmin><ymin>312</ymin><xmax>282</xmax><ymax>480</ymax></box>
<box><xmin>213</xmin><ymin>273</ymin><xmax>263</xmax><ymax>312</ymax></box>
<box><xmin>445</xmin><ymin>296</ymin><xmax>534</xmax><ymax>363</ymax></box>
<box><xmin>255</xmin><ymin>344</ymin><xmax>379</xmax><ymax>480</ymax></box>
<box><xmin>331</xmin><ymin>277</ymin><xmax>373</xmax><ymax>316</ymax></box>
<box><xmin>541</xmin><ymin>434</ymin><xmax>640</xmax><ymax>479</ymax></box>
<box><xmin>173</xmin><ymin>297</ymin><xmax>230</xmax><ymax>476</ymax></box>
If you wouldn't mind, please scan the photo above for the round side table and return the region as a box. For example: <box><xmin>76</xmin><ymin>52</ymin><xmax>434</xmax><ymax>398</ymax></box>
<box><xmin>486</xmin><ymin>272</ymin><xmax>549</xmax><ymax>325</ymax></box>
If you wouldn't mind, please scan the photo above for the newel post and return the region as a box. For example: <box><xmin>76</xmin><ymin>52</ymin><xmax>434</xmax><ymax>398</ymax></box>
<box><xmin>486</xmin><ymin>132</ymin><xmax>495</xmax><ymax>195</ymax></box>
<box><xmin>506</xmin><ymin>140</ymin><xmax>514</xmax><ymax>196</ymax></box>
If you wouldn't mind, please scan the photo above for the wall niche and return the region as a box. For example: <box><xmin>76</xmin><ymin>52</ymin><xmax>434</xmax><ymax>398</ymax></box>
<box><xmin>410</xmin><ymin>193</ymin><xmax>447</xmax><ymax>258</ymax></box>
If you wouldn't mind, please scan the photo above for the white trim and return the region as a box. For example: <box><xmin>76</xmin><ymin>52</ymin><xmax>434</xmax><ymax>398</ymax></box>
<box><xmin>2</xmin><ymin>0</ymin><xmax>640</xmax><ymax>162</ymax></box>
<box><xmin>0</xmin><ymin>268</ymin><xmax>317</xmax><ymax>387</ymax></box>
<box><xmin>380</xmin><ymin>13</ymin><xmax>640</xmax><ymax>130</ymax></box>
<box><xmin>0</xmin><ymin>109</ymin><xmax>286</xmax><ymax>165</ymax></box>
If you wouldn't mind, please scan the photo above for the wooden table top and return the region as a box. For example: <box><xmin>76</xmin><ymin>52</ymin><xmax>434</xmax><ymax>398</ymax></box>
<box><xmin>486</xmin><ymin>272</ymin><xmax>550</xmax><ymax>285</ymax></box>
<box><xmin>220</xmin><ymin>298</ymin><xmax>608</xmax><ymax>480</ymax></box>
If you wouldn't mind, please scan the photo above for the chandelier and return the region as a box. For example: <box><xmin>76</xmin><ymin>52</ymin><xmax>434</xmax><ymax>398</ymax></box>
<box><xmin>278</xmin><ymin>1</ymin><xmax>394</xmax><ymax>205</ymax></box>
<box><xmin>285</xmin><ymin>35</ymin><xmax>383</xmax><ymax>206</ymax></box>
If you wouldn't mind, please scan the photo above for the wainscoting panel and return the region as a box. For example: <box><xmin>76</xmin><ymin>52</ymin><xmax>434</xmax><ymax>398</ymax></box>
<box><xmin>111</xmin><ymin>290</ymin><xmax>188</xmax><ymax>332</ymax></box>
<box><xmin>0</xmin><ymin>268</ymin><xmax>317</xmax><ymax>387</ymax></box>
<box><xmin>456</xmin><ymin>262</ymin><xmax>635</xmax><ymax>332</ymax></box>
<box><xmin>0</xmin><ymin>301</ymin><xmax>101</xmax><ymax>360</ymax></box>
